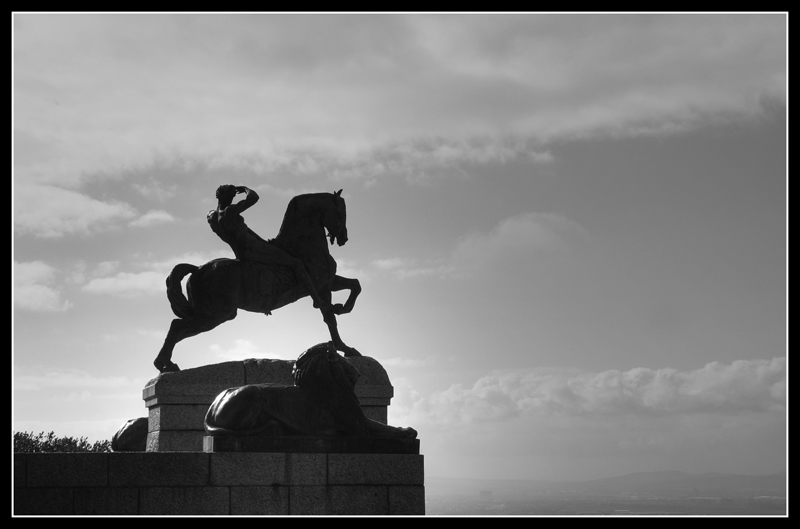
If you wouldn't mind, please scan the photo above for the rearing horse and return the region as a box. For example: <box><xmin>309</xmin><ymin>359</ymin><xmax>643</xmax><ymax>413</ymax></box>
<box><xmin>154</xmin><ymin>190</ymin><xmax>362</xmax><ymax>373</ymax></box>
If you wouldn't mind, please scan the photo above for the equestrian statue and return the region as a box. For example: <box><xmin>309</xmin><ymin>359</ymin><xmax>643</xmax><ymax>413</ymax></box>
<box><xmin>153</xmin><ymin>186</ymin><xmax>361</xmax><ymax>373</ymax></box>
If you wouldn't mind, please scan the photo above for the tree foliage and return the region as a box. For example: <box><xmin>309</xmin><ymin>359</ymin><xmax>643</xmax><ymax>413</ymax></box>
<box><xmin>13</xmin><ymin>431</ymin><xmax>112</xmax><ymax>453</ymax></box>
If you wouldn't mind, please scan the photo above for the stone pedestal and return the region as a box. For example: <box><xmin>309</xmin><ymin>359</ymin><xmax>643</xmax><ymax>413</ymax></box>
<box><xmin>143</xmin><ymin>356</ymin><xmax>394</xmax><ymax>452</ymax></box>
<box><xmin>15</xmin><ymin>451</ymin><xmax>425</xmax><ymax>515</ymax></box>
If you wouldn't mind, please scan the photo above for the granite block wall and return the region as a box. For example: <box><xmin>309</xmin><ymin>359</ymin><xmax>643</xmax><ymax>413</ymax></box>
<box><xmin>14</xmin><ymin>451</ymin><xmax>424</xmax><ymax>515</ymax></box>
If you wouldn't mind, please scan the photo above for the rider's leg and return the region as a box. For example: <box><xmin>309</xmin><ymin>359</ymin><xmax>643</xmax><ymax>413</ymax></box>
<box><xmin>268</xmin><ymin>249</ymin><xmax>328</xmax><ymax>310</ymax></box>
<box><xmin>288</xmin><ymin>257</ymin><xmax>328</xmax><ymax>309</ymax></box>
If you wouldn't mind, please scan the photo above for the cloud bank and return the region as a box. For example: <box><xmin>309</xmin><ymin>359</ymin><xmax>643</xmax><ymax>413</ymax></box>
<box><xmin>14</xmin><ymin>184</ymin><xmax>178</xmax><ymax>238</ymax></box>
<box><xmin>14</xmin><ymin>13</ymin><xmax>785</xmax><ymax>187</ymax></box>
<box><xmin>411</xmin><ymin>357</ymin><xmax>785</xmax><ymax>426</ymax></box>
<box><xmin>393</xmin><ymin>356</ymin><xmax>786</xmax><ymax>479</ymax></box>
<box><xmin>14</xmin><ymin>184</ymin><xmax>137</xmax><ymax>238</ymax></box>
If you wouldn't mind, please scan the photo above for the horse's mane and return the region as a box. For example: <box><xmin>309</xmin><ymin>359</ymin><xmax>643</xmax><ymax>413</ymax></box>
<box><xmin>273</xmin><ymin>193</ymin><xmax>335</xmax><ymax>244</ymax></box>
<box><xmin>277</xmin><ymin>195</ymin><xmax>298</xmax><ymax>237</ymax></box>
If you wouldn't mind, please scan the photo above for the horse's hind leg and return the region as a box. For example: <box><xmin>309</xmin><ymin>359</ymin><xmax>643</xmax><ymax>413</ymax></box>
<box><xmin>154</xmin><ymin>311</ymin><xmax>237</xmax><ymax>373</ymax></box>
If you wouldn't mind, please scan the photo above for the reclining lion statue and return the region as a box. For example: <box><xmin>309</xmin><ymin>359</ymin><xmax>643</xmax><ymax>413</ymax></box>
<box><xmin>111</xmin><ymin>417</ymin><xmax>148</xmax><ymax>452</ymax></box>
<box><xmin>205</xmin><ymin>342</ymin><xmax>417</xmax><ymax>439</ymax></box>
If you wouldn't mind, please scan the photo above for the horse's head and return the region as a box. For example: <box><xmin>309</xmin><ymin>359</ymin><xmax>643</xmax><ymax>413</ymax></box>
<box><xmin>324</xmin><ymin>189</ymin><xmax>348</xmax><ymax>247</ymax></box>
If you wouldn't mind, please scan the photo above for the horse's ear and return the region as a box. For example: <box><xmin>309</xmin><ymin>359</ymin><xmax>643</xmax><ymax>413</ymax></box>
<box><xmin>334</xmin><ymin>189</ymin><xmax>342</xmax><ymax>197</ymax></box>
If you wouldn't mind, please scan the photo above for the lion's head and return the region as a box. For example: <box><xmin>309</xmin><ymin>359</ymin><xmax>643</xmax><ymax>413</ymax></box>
<box><xmin>292</xmin><ymin>342</ymin><xmax>367</xmax><ymax>434</ymax></box>
<box><xmin>293</xmin><ymin>342</ymin><xmax>358</xmax><ymax>387</ymax></box>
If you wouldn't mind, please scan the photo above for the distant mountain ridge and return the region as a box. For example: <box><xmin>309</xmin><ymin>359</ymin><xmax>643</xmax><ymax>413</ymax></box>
<box><xmin>427</xmin><ymin>470</ymin><xmax>786</xmax><ymax>499</ymax></box>
<box><xmin>573</xmin><ymin>470</ymin><xmax>786</xmax><ymax>495</ymax></box>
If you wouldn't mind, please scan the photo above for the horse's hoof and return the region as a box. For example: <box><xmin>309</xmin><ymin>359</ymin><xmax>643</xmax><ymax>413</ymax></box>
<box><xmin>154</xmin><ymin>359</ymin><xmax>181</xmax><ymax>373</ymax></box>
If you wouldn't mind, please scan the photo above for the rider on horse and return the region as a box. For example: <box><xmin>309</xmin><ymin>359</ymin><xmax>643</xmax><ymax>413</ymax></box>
<box><xmin>208</xmin><ymin>185</ymin><xmax>327</xmax><ymax>311</ymax></box>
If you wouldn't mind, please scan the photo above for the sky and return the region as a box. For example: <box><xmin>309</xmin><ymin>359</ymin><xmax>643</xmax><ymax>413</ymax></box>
<box><xmin>13</xmin><ymin>13</ymin><xmax>786</xmax><ymax>482</ymax></box>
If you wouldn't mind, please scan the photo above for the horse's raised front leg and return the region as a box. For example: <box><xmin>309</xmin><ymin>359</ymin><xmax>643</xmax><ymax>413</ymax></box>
<box><xmin>318</xmin><ymin>287</ymin><xmax>361</xmax><ymax>357</ymax></box>
<box><xmin>154</xmin><ymin>311</ymin><xmax>237</xmax><ymax>373</ymax></box>
<box><xmin>329</xmin><ymin>275</ymin><xmax>361</xmax><ymax>316</ymax></box>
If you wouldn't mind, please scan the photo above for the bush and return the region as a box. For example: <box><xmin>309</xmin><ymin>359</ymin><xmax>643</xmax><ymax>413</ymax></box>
<box><xmin>13</xmin><ymin>431</ymin><xmax>112</xmax><ymax>453</ymax></box>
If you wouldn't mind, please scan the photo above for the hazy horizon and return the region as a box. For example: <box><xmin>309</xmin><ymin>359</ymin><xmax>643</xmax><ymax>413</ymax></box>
<box><xmin>13</xmin><ymin>13</ymin><xmax>786</xmax><ymax>484</ymax></box>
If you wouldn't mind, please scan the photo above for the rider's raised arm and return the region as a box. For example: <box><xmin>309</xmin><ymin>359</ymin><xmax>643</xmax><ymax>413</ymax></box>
<box><xmin>226</xmin><ymin>186</ymin><xmax>260</xmax><ymax>215</ymax></box>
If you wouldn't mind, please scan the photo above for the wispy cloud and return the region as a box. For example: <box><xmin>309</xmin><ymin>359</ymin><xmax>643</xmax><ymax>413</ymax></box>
<box><xmin>14</xmin><ymin>184</ymin><xmax>137</xmax><ymax>238</ymax></box>
<box><xmin>372</xmin><ymin>257</ymin><xmax>456</xmax><ymax>280</ymax></box>
<box><xmin>373</xmin><ymin>211</ymin><xmax>588</xmax><ymax>280</ymax></box>
<box><xmin>82</xmin><ymin>271</ymin><xmax>165</xmax><ymax>297</ymax></box>
<box><xmin>128</xmin><ymin>209</ymin><xmax>175</xmax><ymax>228</ymax></box>
<box><xmin>14</xmin><ymin>260</ymin><xmax>72</xmax><ymax>312</ymax></box>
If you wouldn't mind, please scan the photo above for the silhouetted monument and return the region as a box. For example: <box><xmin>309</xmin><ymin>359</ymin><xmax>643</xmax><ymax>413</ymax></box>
<box><xmin>154</xmin><ymin>188</ymin><xmax>362</xmax><ymax>373</ymax></box>
<box><xmin>15</xmin><ymin>187</ymin><xmax>424</xmax><ymax>515</ymax></box>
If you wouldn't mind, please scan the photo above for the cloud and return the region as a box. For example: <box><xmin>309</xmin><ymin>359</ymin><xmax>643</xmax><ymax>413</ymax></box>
<box><xmin>390</xmin><ymin>357</ymin><xmax>786</xmax><ymax>479</ymax></box>
<box><xmin>411</xmin><ymin>357</ymin><xmax>785</xmax><ymax>427</ymax></box>
<box><xmin>128</xmin><ymin>209</ymin><xmax>175</xmax><ymax>228</ymax></box>
<box><xmin>132</xmin><ymin>181</ymin><xmax>178</xmax><ymax>201</ymax></box>
<box><xmin>372</xmin><ymin>257</ymin><xmax>456</xmax><ymax>280</ymax></box>
<box><xmin>14</xmin><ymin>261</ymin><xmax>72</xmax><ymax>312</ymax></box>
<box><xmin>93</xmin><ymin>260</ymin><xmax>120</xmax><ymax>277</ymax></box>
<box><xmin>14</xmin><ymin>184</ymin><xmax>138</xmax><ymax>238</ymax></box>
<box><xmin>81</xmin><ymin>271</ymin><xmax>165</xmax><ymax>297</ymax></box>
<box><xmin>453</xmin><ymin>212</ymin><xmax>589</xmax><ymax>268</ymax></box>
<box><xmin>334</xmin><ymin>258</ymin><xmax>369</xmax><ymax>281</ymax></box>
<box><xmin>13</xmin><ymin>14</ymin><xmax>785</xmax><ymax>187</ymax></box>
<box><xmin>374</xmin><ymin>211</ymin><xmax>588</xmax><ymax>280</ymax></box>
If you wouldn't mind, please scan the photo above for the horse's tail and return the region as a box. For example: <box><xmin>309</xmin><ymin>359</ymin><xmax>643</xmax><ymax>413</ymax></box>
<box><xmin>166</xmin><ymin>263</ymin><xmax>199</xmax><ymax>319</ymax></box>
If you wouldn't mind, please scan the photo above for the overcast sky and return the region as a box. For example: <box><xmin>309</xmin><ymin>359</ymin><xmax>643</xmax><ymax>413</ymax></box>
<box><xmin>13</xmin><ymin>13</ymin><xmax>786</xmax><ymax>482</ymax></box>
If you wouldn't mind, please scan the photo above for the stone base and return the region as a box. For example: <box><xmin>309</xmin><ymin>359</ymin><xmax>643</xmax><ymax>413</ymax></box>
<box><xmin>14</xmin><ymin>451</ymin><xmax>425</xmax><ymax>515</ymax></box>
<box><xmin>204</xmin><ymin>435</ymin><xmax>420</xmax><ymax>454</ymax></box>
<box><xmin>143</xmin><ymin>356</ymin><xmax>394</xmax><ymax>452</ymax></box>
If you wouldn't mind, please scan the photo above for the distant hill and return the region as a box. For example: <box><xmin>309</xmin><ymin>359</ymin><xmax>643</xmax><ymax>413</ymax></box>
<box><xmin>571</xmin><ymin>470</ymin><xmax>786</xmax><ymax>496</ymax></box>
<box><xmin>427</xmin><ymin>470</ymin><xmax>786</xmax><ymax>499</ymax></box>
<box><xmin>426</xmin><ymin>471</ymin><xmax>786</xmax><ymax>515</ymax></box>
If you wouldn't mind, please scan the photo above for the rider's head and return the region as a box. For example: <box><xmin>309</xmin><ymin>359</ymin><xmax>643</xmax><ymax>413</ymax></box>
<box><xmin>216</xmin><ymin>185</ymin><xmax>237</xmax><ymax>207</ymax></box>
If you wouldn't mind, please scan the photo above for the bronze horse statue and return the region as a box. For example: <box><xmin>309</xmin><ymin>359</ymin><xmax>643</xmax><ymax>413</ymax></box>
<box><xmin>154</xmin><ymin>190</ymin><xmax>361</xmax><ymax>373</ymax></box>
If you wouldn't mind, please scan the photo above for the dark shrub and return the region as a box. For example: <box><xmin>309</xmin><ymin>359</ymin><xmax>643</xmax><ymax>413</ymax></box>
<box><xmin>14</xmin><ymin>431</ymin><xmax>112</xmax><ymax>453</ymax></box>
